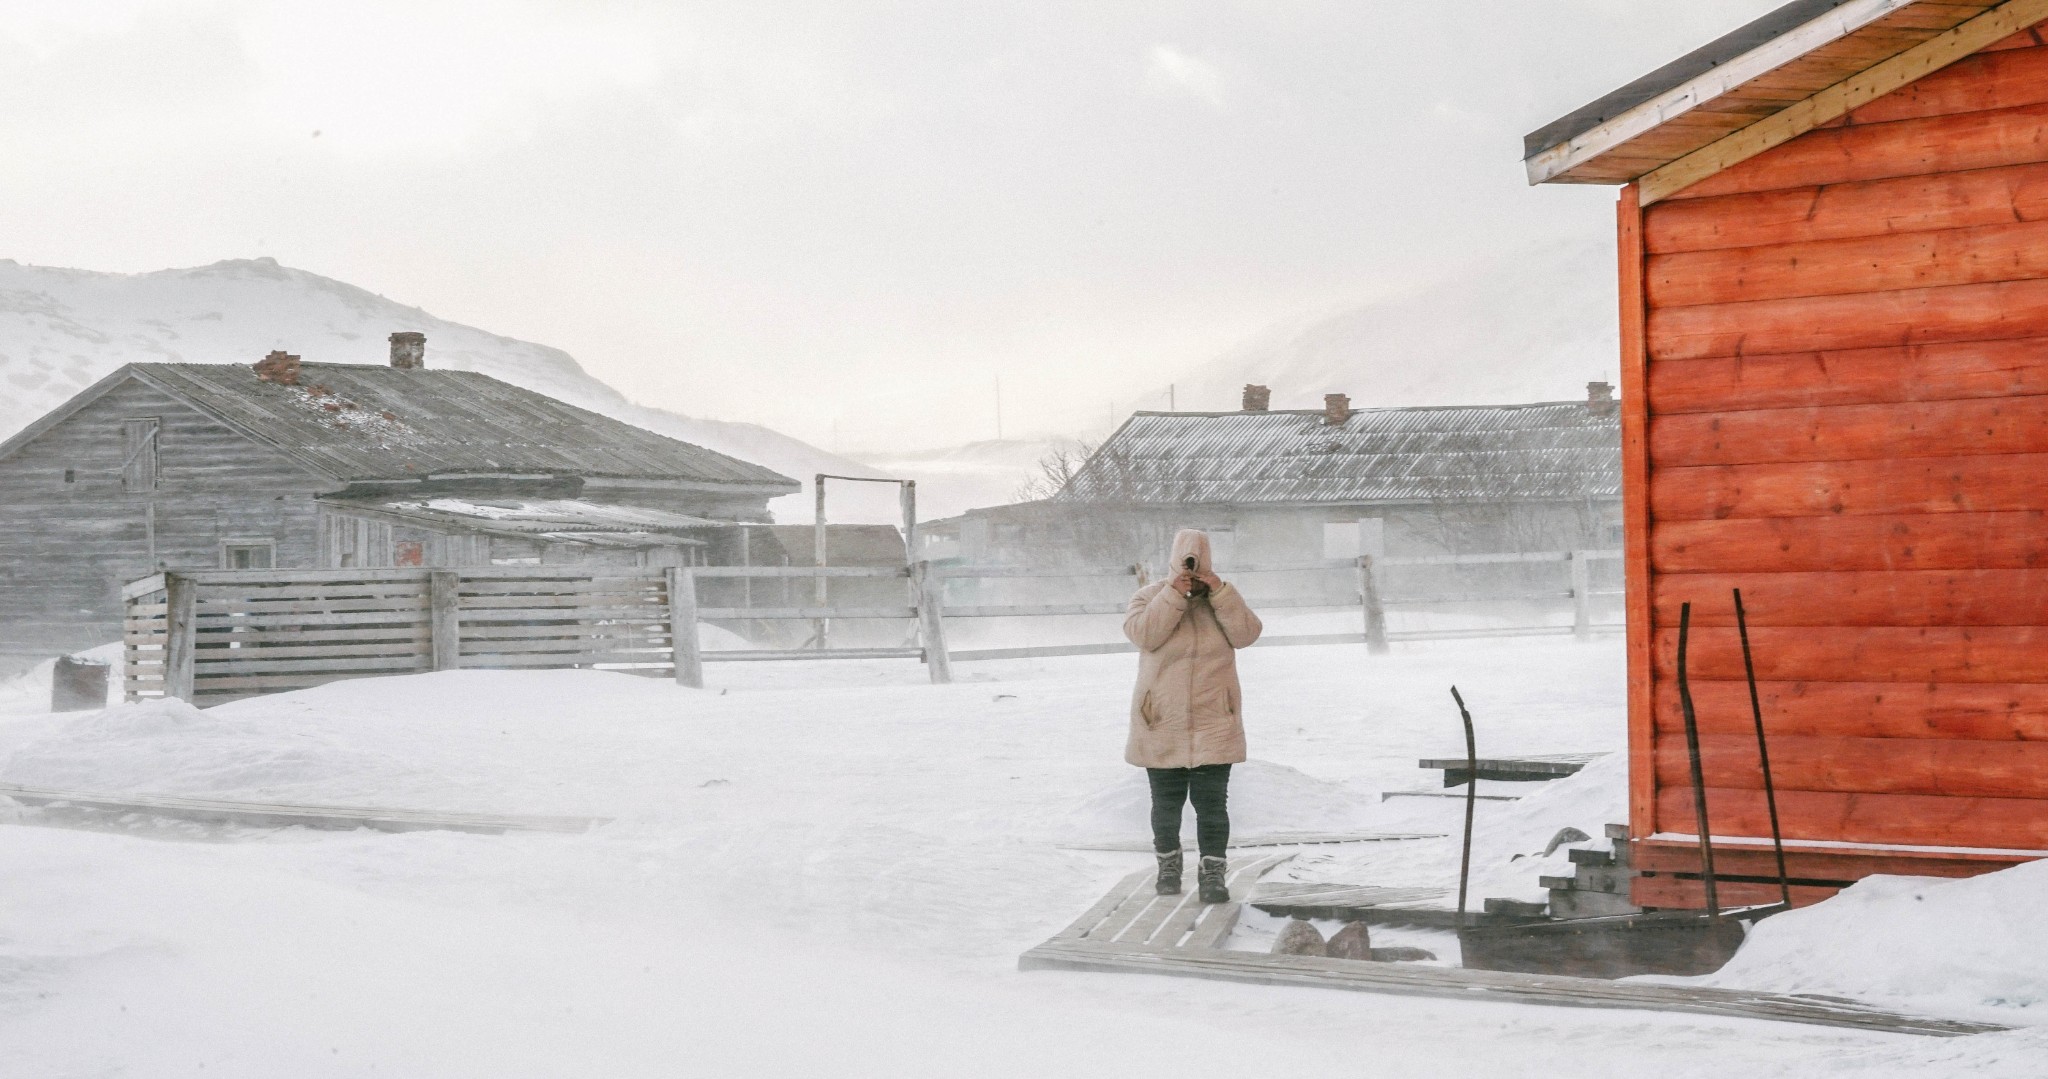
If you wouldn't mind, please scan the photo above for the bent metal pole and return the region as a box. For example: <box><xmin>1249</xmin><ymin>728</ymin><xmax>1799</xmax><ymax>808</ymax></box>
<box><xmin>1449</xmin><ymin>685</ymin><xmax>1478</xmax><ymax>927</ymax></box>
<box><xmin>1676</xmin><ymin>602</ymin><xmax>1720</xmax><ymax>919</ymax></box>
<box><xmin>1734</xmin><ymin>588</ymin><xmax>1793</xmax><ymax>908</ymax></box>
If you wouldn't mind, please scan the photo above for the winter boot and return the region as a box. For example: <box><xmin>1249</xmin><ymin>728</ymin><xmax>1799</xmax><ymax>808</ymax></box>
<box><xmin>1197</xmin><ymin>856</ymin><xmax>1230</xmax><ymax>904</ymax></box>
<box><xmin>1154</xmin><ymin>848</ymin><xmax>1184</xmax><ymax>895</ymax></box>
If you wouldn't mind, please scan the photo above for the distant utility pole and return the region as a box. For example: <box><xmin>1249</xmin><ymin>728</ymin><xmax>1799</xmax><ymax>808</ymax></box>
<box><xmin>1169</xmin><ymin>384</ymin><xmax>1176</xmax><ymax>411</ymax></box>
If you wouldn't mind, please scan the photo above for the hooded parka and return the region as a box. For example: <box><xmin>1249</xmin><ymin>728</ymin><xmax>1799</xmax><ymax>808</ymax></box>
<box><xmin>1123</xmin><ymin>529</ymin><xmax>1264</xmax><ymax>768</ymax></box>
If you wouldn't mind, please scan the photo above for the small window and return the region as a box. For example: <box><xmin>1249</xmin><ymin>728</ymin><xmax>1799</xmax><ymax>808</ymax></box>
<box><xmin>121</xmin><ymin>418</ymin><xmax>160</xmax><ymax>493</ymax></box>
<box><xmin>221</xmin><ymin>540</ymin><xmax>276</xmax><ymax>570</ymax></box>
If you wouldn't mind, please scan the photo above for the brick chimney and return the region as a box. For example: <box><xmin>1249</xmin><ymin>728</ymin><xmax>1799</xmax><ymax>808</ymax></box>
<box><xmin>1242</xmin><ymin>384</ymin><xmax>1271</xmax><ymax>412</ymax></box>
<box><xmin>253</xmin><ymin>350</ymin><xmax>301</xmax><ymax>385</ymax></box>
<box><xmin>1587</xmin><ymin>380</ymin><xmax>1617</xmax><ymax>414</ymax></box>
<box><xmin>389</xmin><ymin>331</ymin><xmax>426</xmax><ymax>370</ymax></box>
<box><xmin>1323</xmin><ymin>392</ymin><xmax>1352</xmax><ymax>426</ymax></box>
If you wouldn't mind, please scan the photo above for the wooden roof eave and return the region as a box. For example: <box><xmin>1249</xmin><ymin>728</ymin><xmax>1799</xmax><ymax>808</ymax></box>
<box><xmin>1525</xmin><ymin>0</ymin><xmax>2048</xmax><ymax>204</ymax></box>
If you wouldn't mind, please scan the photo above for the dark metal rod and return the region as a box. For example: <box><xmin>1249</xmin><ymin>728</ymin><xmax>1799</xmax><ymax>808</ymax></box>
<box><xmin>1734</xmin><ymin>588</ymin><xmax>1793</xmax><ymax>908</ymax></box>
<box><xmin>1450</xmin><ymin>685</ymin><xmax>1478</xmax><ymax>927</ymax></box>
<box><xmin>1675</xmin><ymin>602</ymin><xmax>1721</xmax><ymax>919</ymax></box>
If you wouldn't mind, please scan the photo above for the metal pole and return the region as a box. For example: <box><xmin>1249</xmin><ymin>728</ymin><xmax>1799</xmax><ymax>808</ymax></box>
<box><xmin>1450</xmin><ymin>685</ymin><xmax>1478</xmax><ymax>927</ymax></box>
<box><xmin>1734</xmin><ymin>588</ymin><xmax>1792</xmax><ymax>908</ymax></box>
<box><xmin>813</xmin><ymin>474</ymin><xmax>828</xmax><ymax>650</ymax></box>
<box><xmin>900</xmin><ymin>480</ymin><xmax>917</xmax><ymax>564</ymax></box>
<box><xmin>1675</xmin><ymin>602</ymin><xmax>1721</xmax><ymax>919</ymax></box>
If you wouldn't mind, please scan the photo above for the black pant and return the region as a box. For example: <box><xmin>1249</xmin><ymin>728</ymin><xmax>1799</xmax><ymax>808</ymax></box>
<box><xmin>1147</xmin><ymin>764</ymin><xmax>1231</xmax><ymax>858</ymax></box>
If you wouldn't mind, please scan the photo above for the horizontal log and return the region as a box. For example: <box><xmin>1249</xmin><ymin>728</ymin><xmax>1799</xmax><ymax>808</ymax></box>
<box><xmin>1647</xmin><ymin>338</ymin><xmax>2048</xmax><ymax>414</ymax></box>
<box><xmin>1632</xmin><ymin>839</ymin><xmax>2034</xmax><ymax>880</ymax></box>
<box><xmin>456</xmin><ymin>606</ymin><xmax>676</xmax><ymax>623</ymax></box>
<box><xmin>1646</xmin><ymin>161</ymin><xmax>2048</xmax><ymax>255</ymax></box>
<box><xmin>457</xmin><ymin>637</ymin><xmax>669</xmax><ymax>656</ymax></box>
<box><xmin>1848</xmin><ymin>41</ymin><xmax>2048</xmax><ymax>125</ymax></box>
<box><xmin>1654</xmin><ymin>679</ymin><xmax>2048</xmax><ymax>742</ymax></box>
<box><xmin>193</xmin><ymin>598</ymin><xmax>430</xmax><ymax>616</ymax></box>
<box><xmin>1651</xmin><ymin>396</ymin><xmax>2048</xmax><ymax>467</ymax></box>
<box><xmin>1649</xmin><ymin>453</ymin><xmax>2048</xmax><ymax>521</ymax></box>
<box><xmin>1650</xmin><ymin>219</ymin><xmax>2048</xmax><ymax>310</ymax></box>
<box><xmin>184</xmin><ymin>610</ymin><xmax>430</xmax><ymax>629</ymax></box>
<box><xmin>452</xmin><ymin>593</ymin><xmax>667</xmax><ymax>611</ymax></box>
<box><xmin>1653</xmin><ymin>786</ymin><xmax>2048</xmax><ymax>850</ymax></box>
<box><xmin>1631</xmin><ymin>876</ymin><xmax>1840</xmax><ymax>910</ymax></box>
<box><xmin>456</xmin><ymin>652</ymin><xmax>674</xmax><ymax>670</ymax></box>
<box><xmin>1649</xmin><ymin>277</ymin><xmax>2048</xmax><ymax>362</ymax></box>
<box><xmin>1652</xmin><ymin>734</ymin><xmax>2048</xmax><ymax>799</ymax></box>
<box><xmin>192</xmin><ymin>583</ymin><xmax>425</xmax><ymax>602</ymax></box>
<box><xmin>1670</xmin><ymin>100</ymin><xmax>2048</xmax><ymax>202</ymax></box>
<box><xmin>694</xmin><ymin>606</ymin><xmax>915</xmax><ymax>620</ymax></box>
<box><xmin>451</xmin><ymin>623</ymin><xmax>663</xmax><ymax>643</ymax></box>
<box><xmin>186</xmin><ymin>625</ymin><xmax>429</xmax><ymax>645</ymax></box>
<box><xmin>189</xmin><ymin>641</ymin><xmax>435</xmax><ymax>661</ymax></box>
<box><xmin>1651</xmin><ymin>511</ymin><xmax>2048</xmax><ymax>572</ymax></box>
<box><xmin>1651</xmin><ymin>569</ymin><xmax>2048</xmax><ymax>626</ymax></box>
<box><xmin>458</xmin><ymin>579</ymin><xmax>667</xmax><ymax>596</ymax></box>
<box><xmin>1653</xmin><ymin>625</ymin><xmax>2048</xmax><ymax>683</ymax></box>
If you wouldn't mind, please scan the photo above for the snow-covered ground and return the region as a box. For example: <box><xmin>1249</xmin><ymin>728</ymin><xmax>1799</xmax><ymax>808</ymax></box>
<box><xmin>0</xmin><ymin>636</ymin><xmax>2042</xmax><ymax>1075</ymax></box>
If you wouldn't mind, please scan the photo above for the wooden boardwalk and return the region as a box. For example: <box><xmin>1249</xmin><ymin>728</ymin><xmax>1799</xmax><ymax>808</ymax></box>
<box><xmin>1247</xmin><ymin>882</ymin><xmax>1496</xmax><ymax>928</ymax></box>
<box><xmin>1418</xmin><ymin>752</ymin><xmax>1607</xmax><ymax>787</ymax></box>
<box><xmin>1023</xmin><ymin>860</ymin><xmax>2006</xmax><ymax>1037</ymax></box>
<box><xmin>0</xmin><ymin>784</ymin><xmax>607</xmax><ymax>835</ymax></box>
<box><xmin>1059</xmin><ymin>831</ymin><xmax>1441</xmax><ymax>853</ymax></box>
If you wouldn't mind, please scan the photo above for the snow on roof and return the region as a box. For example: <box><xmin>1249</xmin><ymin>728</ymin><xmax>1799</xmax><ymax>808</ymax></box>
<box><xmin>1059</xmin><ymin>402</ymin><xmax>1620</xmax><ymax>506</ymax></box>
<box><xmin>326</xmin><ymin>497</ymin><xmax>721</xmax><ymax>547</ymax></box>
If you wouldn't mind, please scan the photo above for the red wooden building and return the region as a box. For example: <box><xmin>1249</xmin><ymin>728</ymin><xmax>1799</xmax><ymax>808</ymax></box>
<box><xmin>1525</xmin><ymin>0</ymin><xmax>2048</xmax><ymax>907</ymax></box>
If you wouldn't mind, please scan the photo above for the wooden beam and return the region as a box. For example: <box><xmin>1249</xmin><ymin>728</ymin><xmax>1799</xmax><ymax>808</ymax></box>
<box><xmin>1642</xmin><ymin>0</ymin><xmax>2048</xmax><ymax>204</ymax></box>
<box><xmin>163</xmin><ymin>573</ymin><xmax>197</xmax><ymax>702</ymax></box>
<box><xmin>1618</xmin><ymin>185</ymin><xmax>1657</xmax><ymax>843</ymax></box>
<box><xmin>667</xmin><ymin>565</ymin><xmax>704</xmax><ymax>690</ymax></box>
<box><xmin>428</xmin><ymin>570</ymin><xmax>460</xmax><ymax>672</ymax></box>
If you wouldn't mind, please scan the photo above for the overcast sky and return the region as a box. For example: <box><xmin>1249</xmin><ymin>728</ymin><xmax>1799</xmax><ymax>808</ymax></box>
<box><xmin>0</xmin><ymin>0</ymin><xmax>1786</xmax><ymax>451</ymax></box>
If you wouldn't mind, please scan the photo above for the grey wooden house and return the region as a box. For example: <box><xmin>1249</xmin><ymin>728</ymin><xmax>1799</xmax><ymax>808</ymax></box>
<box><xmin>0</xmin><ymin>336</ymin><xmax>798</xmax><ymax>659</ymax></box>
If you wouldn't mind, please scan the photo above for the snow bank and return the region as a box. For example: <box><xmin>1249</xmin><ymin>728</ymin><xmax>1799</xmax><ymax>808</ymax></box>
<box><xmin>0</xmin><ymin>643</ymin><xmax>124</xmax><ymax>718</ymax></box>
<box><xmin>1696</xmin><ymin>860</ymin><xmax>2048</xmax><ymax>1019</ymax></box>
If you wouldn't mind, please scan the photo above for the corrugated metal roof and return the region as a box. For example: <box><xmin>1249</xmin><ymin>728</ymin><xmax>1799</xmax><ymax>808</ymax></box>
<box><xmin>1059</xmin><ymin>403</ymin><xmax>1620</xmax><ymax>506</ymax></box>
<box><xmin>128</xmin><ymin>362</ymin><xmax>797</xmax><ymax>489</ymax></box>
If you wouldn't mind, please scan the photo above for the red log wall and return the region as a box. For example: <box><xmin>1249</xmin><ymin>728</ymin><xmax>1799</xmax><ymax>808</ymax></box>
<box><xmin>1625</xmin><ymin>25</ymin><xmax>2048</xmax><ymax>897</ymax></box>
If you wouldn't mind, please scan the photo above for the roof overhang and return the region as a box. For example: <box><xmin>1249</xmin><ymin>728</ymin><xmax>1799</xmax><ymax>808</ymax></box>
<box><xmin>1525</xmin><ymin>0</ymin><xmax>2048</xmax><ymax>203</ymax></box>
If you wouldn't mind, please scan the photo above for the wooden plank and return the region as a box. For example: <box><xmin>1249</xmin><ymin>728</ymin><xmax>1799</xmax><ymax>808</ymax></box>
<box><xmin>1633</xmin><ymin>838</ymin><xmax>2034</xmax><ymax>880</ymax></box>
<box><xmin>429</xmin><ymin>570</ymin><xmax>460</xmax><ymax>672</ymax></box>
<box><xmin>1652</xmin><ymin>510</ymin><xmax>2048</xmax><ymax>572</ymax></box>
<box><xmin>164</xmin><ymin>573</ymin><xmax>196</xmax><ymax>702</ymax></box>
<box><xmin>1652</xmin><ymin>733</ymin><xmax>2048</xmax><ymax>799</ymax></box>
<box><xmin>1848</xmin><ymin>39</ymin><xmax>2048</xmax><ymax>123</ymax></box>
<box><xmin>1646</xmin><ymin>160</ymin><xmax>2048</xmax><ymax>255</ymax></box>
<box><xmin>185</xmin><ymin>641</ymin><xmax>438</xmax><ymax>661</ymax></box>
<box><xmin>1632</xmin><ymin>876</ymin><xmax>1844</xmax><ymax>909</ymax></box>
<box><xmin>456</xmin><ymin>605</ymin><xmax>681</xmax><ymax>623</ymax></box>
<box><xmin>445</xmin><ymin>592</ymin><xmax>667</xmax><ymax>611</ymax></box>
<box><xmin>182</xmin><ymin>610</ymin><xmax>430</xmax><ymax>629</ymax></box>
<box><xmin>1649</xmin><ymin>338</ymin><xmax>2048</xmax><ymax>415</ymax></box>
<box><xmin>1649</xmin><ymin>453</ymin><xmax>2048</xmax><ymax>521</ymax></box>
<box><xmin>1644</xmin><ymin>2</ymin><xmax>2048</xmax><ymax>204</ymax></box>
<box><xmin>693</xmin><ymin>606</ymin><xmax>916</xmax><ymax>620</ymax></box>
<box><xmin>1619</xmin><ymin>184</ymin><xmax>1658</xmax><ymax>840</ymax></box>
<box><xmin>1182</xmin><ymin>855</ymin><xmax>1292</xmax><ymax>950</ymax></box>
<box><xmin>191</xmin><ymin>654</ymin><xmax>431</xmax><ymax>676</ymax></box>
<box><xmin>1084</xmin><ymin>877</ymin><xmax>1168</xmax><ymax>943</ymax></box>
<box><xmin>458</xmin><ymin>578</ymin><xmax>666</xmax><ymax>596</ymax></box>
<box><xmin>911</xmin><ymin>560</ymin><xmax>951</xmax><ymax>685</ymax></box>
<box><xmin>1017</xmin><ymin>939</ymin><xmax>2003</xmax><ymax>1036</ymax></box>
<box><xmin>1654</xmin><ymin>786</ymin><xmax>2048</xmax><ymax>850</ymax></box>
<box><xmin>1649</xmin><ymin>277</ymin><xmax>2048</xmax><ymax>363</ymax></box>
<box><xmin>446</xmin><ymin>651</ymin><xmax>671</xmax><ymax>669</ymax></box>
<box><xmin>668</xmin><ymin>567</ymin><xmax>704</xmax><ymax>689</ymax></box>
<box><xmin>183</xmin><ymin>625</ymin><xmax>431</xmax><ymax>645</ymax></box>
<box><xmin>1651</xmin><ymin>219</ymin><xmax>2048</xmax><ymax>309</ymax></box>
<box><xmin>1655</xmin><ymin>678</ymin><xmax>2048</xmax><ymax>741</ymax></box>
<box><xmin>688</xmin><ymin>566</ymin><xmax>906</xmax><ymax>579</ymax></box>
<box><xmin>1653</xmin><ymin>624</ymin><xmax>2048</xmax><ymax>683</ymax></box>
<box><xmin>192</xmin><ymin>581</ymin><xmax>426</xmax><ymax>601</ymax></box>
<box><xmin>1055</xmin><ymin>871</ymin><xmax>1153</xmax><ymax>940</ymax></box>
<box><xmin>1652</xmin><ymin>568</ymin><xmax>2048</xmax><ymax>626</ymax></box>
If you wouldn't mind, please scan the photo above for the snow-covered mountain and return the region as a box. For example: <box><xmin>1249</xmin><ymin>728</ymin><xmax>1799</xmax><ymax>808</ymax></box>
<box><xmin>853</xmin><ymin>438</ymin><xmax>1074</xmax><ymax>521</ymax></box>
<box><xmin>0</xmin><ymin>258</ymin><xmax>885</xmax><ymax>521</ymax></box>
<box><xmin>1170</xmin><ymin>238</ymin><xmax>1619</xmax><ymax>413</ymax></box>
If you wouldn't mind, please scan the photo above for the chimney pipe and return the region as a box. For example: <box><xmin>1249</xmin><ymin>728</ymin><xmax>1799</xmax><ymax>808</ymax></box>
<box><xmin>253</xmin><ymin>350</ymin><xmax>301</xmax><ymax>386</ymax></box>
<box><xmin>389</xmin><ymin>331</ymin><xmax>426</xmax><ymax>370</ymax></box>
<box><xmin>1323</xmin><ymin>393</ymin><xmax>1351</xmax><ymax>426</ymax></box>
<box><xmin>1587</xmin><ymin>380</ymin><xmax>1616</xmax><ymax>413</ymax></box>
<box><xmin>1242</xmin><ymin>384</ymin><xmax>1271</xmax><ymax>412</ymax></box>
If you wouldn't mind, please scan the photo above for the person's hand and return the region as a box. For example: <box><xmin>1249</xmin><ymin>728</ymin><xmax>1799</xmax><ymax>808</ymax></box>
<box><xmin>1170</xmin><ymin>571</ymin><xmax>1196</xmax><ymax>595</ymax></box>
<box><xmin>1195</xmin><ymin>569</ymin><xmax>1223</xmax><ymax>592</ymax></box>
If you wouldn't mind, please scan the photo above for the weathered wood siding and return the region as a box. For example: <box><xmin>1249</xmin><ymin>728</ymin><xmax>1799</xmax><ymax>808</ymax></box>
<box><xmin>1631</xmin><ymin>28</ymin><xmax>2048</xmax><ymax>865</ymax></box>
<box><xmin>0</xmin><ymin>377</ymin><xmax>330</xmax><ymax>655</ymax></box>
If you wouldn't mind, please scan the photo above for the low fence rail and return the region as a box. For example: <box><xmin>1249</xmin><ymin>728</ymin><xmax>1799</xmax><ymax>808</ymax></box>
<box><xmin>124</xmin><ymin>549</ymin><xmax>1620</xmax><ymax>704</ymax></box>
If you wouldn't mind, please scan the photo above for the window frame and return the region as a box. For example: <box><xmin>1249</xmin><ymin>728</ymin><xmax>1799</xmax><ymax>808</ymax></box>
<box><xmin>219</xmin><ymin>538</ymin><xmax>277</xmax><ymax>570</ymax></box>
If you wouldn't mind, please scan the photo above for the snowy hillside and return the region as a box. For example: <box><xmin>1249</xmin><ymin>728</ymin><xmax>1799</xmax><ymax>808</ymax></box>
<box><xmin>854</xmin><ymin>438</ymin><xmax>1072</xmax><ymax>521</ymax></box>
<box><xmin>0</xmin><ymin>258</ymin><xmax>884</xmax><ymax>521</ymax></box>
<box><xmin>1172</xmin><ymin>238</ymin><xmax>1619</xmax><ymax>413</ymax></box>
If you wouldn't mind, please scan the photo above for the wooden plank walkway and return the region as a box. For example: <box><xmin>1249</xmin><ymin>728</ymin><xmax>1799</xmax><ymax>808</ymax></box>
<box><xmin>1042</xmin><ymin>854</ymin><xmax>1293</xmax><ymax>950</ymax></box>
<box><xmin>0</xmin><ymin>784</ymin><xmax>607</xmax><ymax>835</ymax></box>
<box><xmin>1059</xmin><ymin>831</ymin><xmax>1441</xmax><ymax>853</ymax></box>
<box><xmin>1246</xmin><ymin>883</ymin><xmax>1507</xmax><ymax>928</ymax></box>
<box><xmin>1018</xmin><ymin>938</ymin><xmax>2006</xmax><ymax>1037</ymax></box>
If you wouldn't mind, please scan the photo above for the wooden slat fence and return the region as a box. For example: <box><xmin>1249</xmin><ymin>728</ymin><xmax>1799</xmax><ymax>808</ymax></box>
<box><xmin>124</xmin><ymin>550</ymin><xmax>1624</xmax><ymax>704</ymax></box>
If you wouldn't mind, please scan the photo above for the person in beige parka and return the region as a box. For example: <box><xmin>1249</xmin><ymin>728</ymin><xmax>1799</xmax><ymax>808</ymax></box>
<box><xmin>1123</xmin><ymin>528</ymin><xmax>1262</xmax><ymax>903</ymax></box>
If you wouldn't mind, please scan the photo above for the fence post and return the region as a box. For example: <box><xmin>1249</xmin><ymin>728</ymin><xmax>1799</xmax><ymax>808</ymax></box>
<box><xmin>1357</xmin><ymin>555</ymin><xmax>1389</xmax><ymax>655</ymax></box>
<box><xmin>668</xmin><ymin>565</ymin><xmax>705</xmax><ymax>689</ymax></box>
<box><xmin>1570</xmin><ymin>551</ymin><xmax>1592</xmax><ymax>640</ymax></box>
<box><xmin>912</xmin><ymin>560</ymin><xmax>953</xmax><ymax>684</ymax></box>
<box><xmin>164</xmin><ymin>572</ymin><xmax>197</xmax><ymax>701</ymax></box>
<box><xmin>429</xmin><ymin>570</ymin><xmax>461</xmax><ymax>671</ymax></box>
